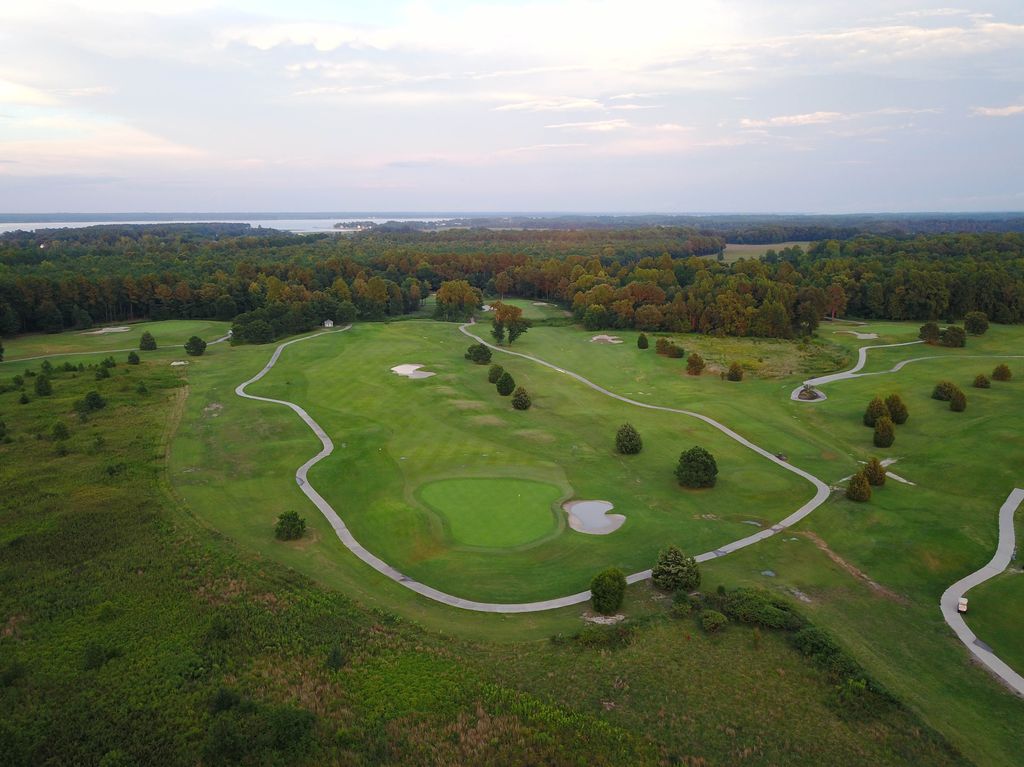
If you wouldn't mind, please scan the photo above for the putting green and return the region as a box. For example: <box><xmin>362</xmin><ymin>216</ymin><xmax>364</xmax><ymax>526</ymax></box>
<box><xmin>418</xmin><ymin>477</ymin><xmax>562</xmax><ymax>548</ymax></box>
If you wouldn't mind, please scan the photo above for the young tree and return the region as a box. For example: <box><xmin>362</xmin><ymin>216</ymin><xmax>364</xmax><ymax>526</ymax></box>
<box><xmin>127</xmin><ymin>351</ymin><xmax>140</xmax><ymax>365</ymax></box>
<box><xmin>973</xmin><ymin>374</ymin><xmax>991</xmax><ymax>389</ymax></box>
<box><xmin>274</xmin><ymin>511</ymin><xmax>306</xmax><ymax>541</ymax></box>
<box><xmin>490</xmin><ymin>320</ymin><xmax>506</xmax><ymax>345</ymax></box>
<box><xmin>464</xmin><ymin>343</ymin><xmax>491</xmax><ymax>364</ymax></box>
<box><xmin>590</xmin><ymin>567</ymin><xmax>627</xmax><ymax>615</ymax></box>
<box><xmin>884</xmin><ymin>393</ymin><xmax>909</xmax><ymax>425</ymax></box>
<box><xmin>864</xmin><ymin>457</ymin><xmax>886</xmax><ymax>487</ymax></box>
<box><xmin>139</xmin><ymin>331</ymin><xmax>157</xmax><ymax>351</ymax></box>
<box><xmin>950</xmin><ymin>389</ymin><xmax>967</xmax><ymax>412</ymax></box>
<box><xmin>184</xmin><ymin>336</ymin><xmax>207</xmax><ymax>356</ymax></box>
<box><xmin>637</xmin><ymin>332</ymin><xmax>649</xmax><ymax>349</ymax></box>
<box><xmin>918</xmin><ymin>322</ymin><xmax>940</xmax><ymax>344</ymax></box>
<box><xmin>615</xmin><ymin>423</ymin><xmax>643</xmax><ymax>455</ymax></box>
<box><xmin>992</xmin><ymin>363</ymin><xmax>1012</xmax><ymax>382</ymax></box>
<box><xmin>963</xmin><ymin>311</ymin><xmax>989</xmax><ymax>336</ymax></box>
<box><xmin>34</xmin><ymin>374</ymin><xmax>52</xmax><ymax>397</ymax></box>
<box><xmin>726</xmin><ymin>362</ymin><xmax>744</xmax><ymax>382</ymax></box>
<box><xmin>686</xmin><ymin>352</ymin><xmax>706</xmax><ymax>376</ymax></box>
<box><xmin>487</xmin><ymin>364</ymin><xmax>504</xmax><ymax>384</ymax></box>
<box><xmin>496</xmin><ymin>371</ymin><xmax>515</xmax><ymax>396</ymax></box>
<box><xmin>511</xmin><ymin>387</ymin><xmax>532</xmax><ymax>410</ymax></box>
<box><xmin>873</xmin><ymin>417</ymin><xmax>895</xmax><ymax>448</ymax></box>
<box><xmin>652</xmin><ymin>545</ymin><xmax>701</xmax><ymax>592</ymax></box>
<box><xmin>675</xmin><ymin>446</ymin><xmax>718</xmax><ymax>488</ymax></box>
<box><xmin>931</xmin><ymin>381</ymin><xmax>959</xmax><ymax>401</ymax></box>
<box><xmin>846</xmin><ymin>471</ymin><xmax>872</xmax><ymax>502</ymax></box>
<box><xmin>940</xmin><ymin>326</ymin><xmax>966</xmax><ymax>348</ymax></box>
<box><xmin>863</xmin><ymin>396</ymin><xmax>887</xmax><ymax>427</ymax></box>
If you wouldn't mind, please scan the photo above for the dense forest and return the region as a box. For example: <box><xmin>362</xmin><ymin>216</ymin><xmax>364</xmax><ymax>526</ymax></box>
<box><xmin>1</xmin><ymin>224</ymin><xmax>1022</xmax><ymax>342</ymax></box>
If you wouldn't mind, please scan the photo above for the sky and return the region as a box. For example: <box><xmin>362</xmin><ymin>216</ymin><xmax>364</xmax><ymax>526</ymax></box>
<box><xmin>0</xmin><ymin>0</ymin><xmax>1022</xmax><ymax>213</ymax></box>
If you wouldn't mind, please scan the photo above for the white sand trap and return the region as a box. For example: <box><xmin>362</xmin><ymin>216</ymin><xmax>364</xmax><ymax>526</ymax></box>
<box><xmin>590</xmin><ymin>334</ymin><xmax>623</xmax><ymax>344</ymax></box>
<box><xmin>170</xmin><ymin>360</ymin><xmax>189</xmax><ymax>367</ymax></box>
<box><xmin>564</xmin><ymin>500</ymin><xmax>625</xmax><ymax>535</ymax></box>
<box><xmin>481</xmin><ymin>304</ymin><xmax>495</xmax><ymax>312</ymax></box>
<box><xmin>79</xmin><ymin>326</ymin><xmax>131</xmax><ymax>335</ymax></box>
<box><xmin>391</xmin><ymin>363</ymin><xmax>436</xmax><ymax>380</ymax></box>
<box><xmin>532</xmin><ymin>301</ymin><xmax>552</xmax><ymax>306</ymax></box>
<box><xmin>834</xmin><ymin>330</ymin><xmax>879</xmax><ymax>340</ymax></box>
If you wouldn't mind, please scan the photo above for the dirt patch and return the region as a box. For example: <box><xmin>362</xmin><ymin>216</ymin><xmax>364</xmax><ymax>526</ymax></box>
<box><xmin>471</xmin><ymin>415</ymin><xmax>506</xmax><ymax>427</ymax></box>
<box><xmin>2</xmin><ymin>614</ymin><xmax>25</xmax><ymax>639</ymax></box>
<box><xmin>203</xmin><ymin>402</ymin><xmax>224</xmax><ymax>417</ymax></box>
<box><xmin>834</xmin><ymin>329</ymin><xmax>879</xmax><ymax>340</ymax></box>
<box><xmin>583</xmin><ymin>612</ymin><xmax>626</xmax><ymax>624</ymax></box>
<box><xmin>451</xmin><ymin>400</ymin><xmax>485</xmax><ymax>410</ymax></box>
<box><xmin>514</xmin><ymin>429</ymin><xmax>556</xmax><ymax>443</ymax></box>
<box><xmin>79</xmin><ymin>326</ymin><xmax>131</xmax><ymax>335</ymax></box>
<box><xmin>798</xmin><ymin>387</ymin><xmax>823</xmax><ymax>400</ymax></box>
<box><xmin>802</xmin><ymin>531</ymin><xmax>905</xmax><ymax>602</ymax></box>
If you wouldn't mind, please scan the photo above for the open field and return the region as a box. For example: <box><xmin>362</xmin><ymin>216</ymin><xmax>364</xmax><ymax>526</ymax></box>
<box><xmin>721</xmin><ymin>241</ymin><xmax>811</xmax><ymax>263</ymax></box>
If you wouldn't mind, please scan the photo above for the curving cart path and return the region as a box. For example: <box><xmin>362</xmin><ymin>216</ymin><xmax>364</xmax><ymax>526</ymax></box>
<box><xmin>939</xmin><ymin>489</ymin><xmax>1024</xmax><ymax>697</ymax></box>
<box><xmin>235</xmin><ymin>323</ymin><xmax>830</xmax><ymax>612</ymax></box>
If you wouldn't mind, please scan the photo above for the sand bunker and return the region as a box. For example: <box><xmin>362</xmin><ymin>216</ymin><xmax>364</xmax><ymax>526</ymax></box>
<box><xmin>590</xmin><ymin>335</ymin><xmax>623</xmax><ymax>344</ymax></box>
<box><xmin>391</xmin><ymin>364</ymin><xmax>435</xmax><ymax>379</ymax></box>
<box><xmin>170</xmin><ymin>360</ymin><xmax>189</xmax><ymax>367</ymax></box>
<box><xmin>834</xmin><ymin>330</ymin><xmax>879</xmax><ymax>340</ymax></box>
<box><xmin>532</xmin><ymin>301</ymin><xmax>552</xmax><ymax>306</ymax></box>
<box><xmin>564</xmin><ymin>500</ymin><xmax>625</xmax><ymax>535</ymax></box>
<box><xmin>481</xmin><ymin>304</ymin><xmax>495</xmax><ymax>312</ymax></box>
<box><xmin>80</xmin><ymin>326</ymin><xmax>131</xmax><ymax>335</ymax></box>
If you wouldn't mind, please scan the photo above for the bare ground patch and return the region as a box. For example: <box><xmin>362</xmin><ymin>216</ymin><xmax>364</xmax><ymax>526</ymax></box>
<box><xmin>472</xmin><ymin>415</ymin><xmax>506</xmax><ymax>427</ymax></box>
<box><xmin>451</xmin><ymin>399</ymin><xmax>486</xmax><ymax>410</ymax></box>
<box><xmin>514</xmin><ymin>429</ymin><xmax>556</xmax><ymax>443</ymax></box>
<box><xmin>802</xmin><ymin>531</ymin><xmax>906</xmax><ymax>603</ymax></box>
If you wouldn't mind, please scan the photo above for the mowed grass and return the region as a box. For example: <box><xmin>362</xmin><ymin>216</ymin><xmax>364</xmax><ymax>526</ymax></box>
<box><xmin>418</xmin><ymin>477</ymin><xmax>562</xmax><ymax>548</ymax></box>
<box><xmin>721</xmin><ymin>241</ymin><xmax>811</xmax><ymax>263</ymax></box>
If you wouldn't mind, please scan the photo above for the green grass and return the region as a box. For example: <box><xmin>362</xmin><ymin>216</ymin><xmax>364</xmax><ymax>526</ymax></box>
<box><xmin>418</xmin><ymin>477</ymin><xmax>563</xmax><ymax>548</ymax></box>
<box><xmin>721</xmin><ymin>241</ymin><xmax>811</xmax><ymax>263</ymax></box>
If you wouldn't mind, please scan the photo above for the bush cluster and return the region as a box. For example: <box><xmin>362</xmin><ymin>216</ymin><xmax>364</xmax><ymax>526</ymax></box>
<box><xmin>511</xmin><ymin>387</ymin><xmax>532</xmax><ymax>410</ymax></box>
<box><xmin>274</xmin><ymin>511</ymin><xmax>306</xmax><ymax>541</ymax></box>
<box><xmin>873</xmin><ymin>417</ymin><xmax>895</xmax><ymax>448</ymax></box>
<box><xmin>651</xmin><ymin>545</ymin><xmax>700</xmax><ymax>592</ymax></box>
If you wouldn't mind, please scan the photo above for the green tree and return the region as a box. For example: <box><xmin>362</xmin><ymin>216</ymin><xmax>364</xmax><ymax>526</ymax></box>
<box><xmin>686</xmin><ymin>352</ymin><xmax>706</xmax><ymax>376</ymax></box>
<box><xmin>963</xmin><ymin>311</ymin><xmax>989</xmax><ymax>335</ymax></box>
<box><xmin>846</xmin><ymin>471</ymin><xmax>872</xmax><ymax>501</ymax></box>
<box><xmin>863</xmin><ymin>396</ymin><xmax>887</xmax><ymax>427</ymax></box>
<box><xmin>884</xmin><ymin>393</ymin><xmax>909</xmax><ymax>425</ymax></box>
<box><xmin>487</xmin><ymin>364</ymin><xmax>504</xmax><ymax>384</ymax></box>
<box><xmin>973</xmin><ymin>374</ymin><xmax>991</xmax><ymax>389</ymax></box>
<box><xmin>918</xmin><ymin>322</ymin><xmax>940</xmax><ymax>344</ymax></box>
<box><xmin>34</xmin><ymin>375</ymin><xmax>52</xmax><ymax>397</ymax></box>
<box><xmin>932</xmin><ymin>381</ymin><xmax>959</xmax><ymax>401</ymax></box>
<box><xmin>464</xmin><ymin>343</ymin><xmax>491</xmax><ymax>364</ymax></box>
<box><xmin>992</xmin><ymin>363</ymin><xmax>1012</xmax><ymax>381</ymax></box>
<box><xmin>127</xmin><ymin>351</ymin><xmax>140</xmax><ymax>365</ymax></box>
<box><xmin>651</xmin><ymin>545</ymin><xmax>700</xmax><ymax>592</ymax></box>
<box><xmin>637</xmin><ymin>333</ymin><xmax>649</xmax><ymax>349</ymax></box>
<box><xmin>864</xmin><ymin>457</ymin><xmax>886</xmax><ymax>487</ymax></box>
<box><xmin>511</xmin><ymin>387</ymin><xmax>532</xmax><ymax>410</ymax></box>
<box><xmin>139</xmin><ymin>331</ymin><xmax>157</xmax><ymax>351</ymax></box>
<box><xmin>582</xmin><ymin>304</ymin><xmax>608</xmax><ymax>330</ymax></box>
<box><xmin>873</xmin><ymin>417</ymin><xmax>895</xmax><ymax>448</ymax></box>
<box><xmin>590</xmin><ymin>567</ymin><xmax>626</xmax><ymax>615</ymax></box>
<box><xmin>940</xmin><ymin>326</ymin><xmax>966</xmax><ymax>348</ymax></box>
<box><xmin>95</xmin><ymin>367</ymin><xmax>110</xmax><ymax>380</ymax></box>
<box><xmin>726</xmin><ymin>362</ymin><xmax>744</xmax><ymax>381</ymax></box>
<box><xmin>676</xmin><ymin>446</ymin><xmax>718</xmax><ymax>487</ymax></box>
<box><xmin>950</xmin><ymin>389</ymin><xmax>967</xmax><ymax>412</ymax></box>
<box><xmin>496</xmin><ymin>371</ymin><xmax>515</xmax><ymax>396</ymax></box>
<box><xmin>615</xmin><ymin>423</ymin><xmax>643</xmax><ymax>455</ymax></box>
<box><xmin>19</xmin><ymin>392</ymin><xmax>29</xmax><ymax>404</ymax></box>
<box><xmin>274</xmin><ymin>511</ymin><xmax>306</xmax><ymax>541</ymax></box>
<box><xmin>184</xmin><ymin>336</ymin><xmax>207</xmax><ymax>356</ymax></box>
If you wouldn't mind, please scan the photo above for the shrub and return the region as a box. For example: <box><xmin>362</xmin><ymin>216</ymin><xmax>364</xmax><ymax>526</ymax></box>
<box><xmin>863</xmin><ymin>396</ymin><xmax>887</xmax><ymax>427</ymax></box>
<box><xmin>667</xmin><ymin>344</ymin><xmax>684</xmax><ymax>359</ymax></box>
<box><xmin>100</xmin><ymin>356</ymin><xmax>116</xmax><ymax>369</ymax></box>
<box><xmin>884</xmin><ymin>393</ymin><xmax>908</xmax><ymax>425</ymax></box>
<box><xmin>701</xmin><ymin>610</ymin><xmax>728</xmax><ymax>633</ymax></box>
<box><xmin>686</xmin><ymin>352</ymin><xmax>705</xmax><ymax>375</ymax></box>
<box><xmin>993</xmin><ymin>363</ymin><xmax>1012</xmax><ymax>382</ymax></box>
<box><xmin>950</xmin><ymin>389</ymin><xmax>967</xmax><ymax>412</ymax></box>
<box><xmin>726</xmin><ymin>362</ymin><xmax>744</xmax><ymax>381</ymax></box>
<box><xmin>671</xmin><ymin>591</ymin><xmax>692</xmax><ymax>618</ymax></box>
<box><xmin>675</xmin><ymin>445</ymin><xmax>717</xmax><ymax>488</ymax></box>
<box><xmin>846</xmin><ymin>471</ymin><xmax>872</xmax><ymax>501</ymax></box>
<box><xmin>139</xmin><ymin>331</ymin><xmax>157</xmax><ymax>351</ymax></box>
<box><xmin>973</xmin><ymin>374</ymin><xmax>990</xmax><ymax>389</ymax></box>
<box><xmin>863</xmin><ymin>457</ymin><xmax>886</xmax><ymax>486</ymax></box>
<box><xmin>637</xmin><ymin>333</ymin><xmax>649</xmax><ymax>349</ymax></box>
<box><xmin>51</xmin><ymin>422</ymin><xmax>70</xmax><ymax>441</ymax></box>
<box><xmin>184</xmin><ymin>336</ymin><xmax>207</xmax><ymax>356</ymax></box>
<box><xmin>274</xmin><ymin>511</ymin><xmax>306</xmax><ymax>540</ymax></box>
<box><xmin>127</xmin><ymin>351</ymin><xmax>140</xmax><ymax>365</ymax></box>
<box><xmin>95</xmin><ymin>367</ymin><xmax>110</xmax><ymax>380</ymax></box>
<box><xmin>136</xmin><ymin>381</ymin><xmax>149</xmax><ymax>395</ymax></box>
<box><xmin>590</xmin><ymin>567</ymin><xmax>627</xmax><ymax>615</ymax></box>
<box><xmin>210</xmin><ymin>687</ymin><xmax>241</xmax><ymax>713</ymax></box>
<box><xmin>496</xmin><ymin>371</ymin><xmax>515</xmax><ymax>396</ymax></box>
<box><xmin>931</xmin><ymin>381</ymin><xmax>958</xmax><ymax>401</ymax></box>
<box><xmin>487</xmin><ymin>364</ymin><xmax>504</xmax><ymax>383</ymax></box>
<box><xmin>34</xmin><ymin>375</ymin><xmax>52</xmax><ymax>396</ymax></box>
<box><xmin>41</xmin><ymin>360</ymin><xmax>53</xmax><ymax>374</ymax></box>
<box><xmin>655</xmin><ymin>337</ymin><xmax>671</xmax><ymax>355</ymax></box>
<box><xmin>19</xmin><ymin>392</ymin><xmax>29</xmax><ymax>404</ymax></box>
<box><xmin>615</xmin><ymin>423</ymin><xmax>643</xmax><ymax>455</ymax></box>
<box><xmin>872</xmin><ymin>417</ymin><xmax>895</xmax><ymax>448</ymax></box>
<box><xmin>918</xmin><ymin>322</ymin><xmax>940</xmax><ymax>344</ymax></box>
<box><xmin>82</xmin><ymin>391</ymin><xmax>106</xmax><ymax>411</ymax></box>
<box><xmin>82</xmin><ymin>642</ymin><xmax>121</xmax><ymax>671</ymax></box>
<box><xmin>464</xmin><ymin>343</ymin><xmax>491</xmax><ymax>364</ymax></box>
<box><xmin>963</xmin><ymin>311</ymin><xmax>989</xmax><ymax>335</ymax></box>
<box><xmin>325</xmin><ymin>645</ymin><xmax>347</xmax><ymax>671</ymax></box>
<box><xmin>511</xmin><ymin>386</ymin><xmax>532</xmax><ymax>410</ymax></box>
<box><xmin>651</xmin><ymin>545</ymin><xmax>700</xmax><ymax>592</ymax></box>
<box><xmin>721</xmin><ymin>588</ymin><xmax>804</xmax><ymax>631</ymax></box>
<box><xmin>940</xmin><ymin>325</ymin><xmax>966</xmax><ymax>348</ymax></box>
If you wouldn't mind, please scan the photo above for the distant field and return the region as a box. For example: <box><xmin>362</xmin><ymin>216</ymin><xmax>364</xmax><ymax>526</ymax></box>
<box><xmin>721</xmin><ymin>241</ymin><xmax>811</xmax><ymax>263</ymax></box>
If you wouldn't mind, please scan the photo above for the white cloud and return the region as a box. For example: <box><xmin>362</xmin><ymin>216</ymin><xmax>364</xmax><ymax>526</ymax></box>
<box><xmin>495</xmin><ymin>97</ymin><xmax>604</xmax><ymax>112</ymax></box>
<box><xmin>0</xmin><ymin>79</ymin><xmax>57</xmax><ymax>106</ymax></box>
<box><xmin>545</xmin><ymin>119</ymin><xmax>632</xmax><ymax>132</ymax></box>
<box><xmin>741</xmin><ymin>112</ymin><xmax>844</xmax><ymax>128</ymax></box>
<box><xmin>971</xmin><ymin>104</ymin><xmax>1024</xmax><ymax>117</ymax></box>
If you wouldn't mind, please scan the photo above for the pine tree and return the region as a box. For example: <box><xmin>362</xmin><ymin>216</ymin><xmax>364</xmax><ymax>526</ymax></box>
<box><xmin>651</xmin><ymin>546</ymin><xmax>701</xmax><ymax>592</ymax></box>
<box><xmin>615</xmin><ymin>423</ymin><xmax>643</xmax><ymax>454</ymax></box>
<box><xmin>139</xmin><ymin>331</ymin><xmax>157</xmax><ymax>351</ymax></box>
<box><xmin>873</xmin><ymin>417</ymin><xmax>895</xmax><ymax>448</ymax></box>
<box><xmin>487</xmin><ymin>364</ymin><xmax>504</xmax><ymax>383</ymax></box>
<box><xmin>511</xmin><ymin>387</ymin><xmax>532</xmax><ymax>410</ymax></box>
<box><xmin>847</xmin><ymin>471</ymin><xmax>872</xmax><ymax>502</ymax></box>
<box><xmin>637</xmin><ymin>333</ymin><xmax>649</xmax><ymax>349</ymax></box>
<box><xmin>675</xmin><ymin>446</ymin><xmax>718</xmax><ymax>488</ymax></box>
<box><xmin>864</xmin><ymin>396</ymin><xmax>887</xmax><ymax>427</ymax></box>
<box><xmin>496</xmin><ymin>371</ymin><xmax>515</xmax><ymax>396</ymax></box>
<box><xmin>884</xmin><ymin>393</ymin><xmax>908</xmax><ymax>425</ymax></box>
<box><xmin>864</xmin><ymin>457</ymin><xmax>886</xmax><ymax>486</ymax></box>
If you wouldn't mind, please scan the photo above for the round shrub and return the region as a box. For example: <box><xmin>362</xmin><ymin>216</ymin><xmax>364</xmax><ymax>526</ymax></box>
<box><xmin>637</xmin><ymin>333</ymin><xmax>649</xmax><ymax>349</ymax></box>
<box><xmin>511</xmin><ymin>386</ymin><xmax>532</xmax><ymax>410</ymax></box>
<box><xmin>675</xmin><ymin>446</ymin><xmax>717</xmax><ymax>488</ymax></box>
<box><xmin>487</xmin><ymin>364</ymin><xmax>504</xmax><ymax>383</ymax></box>
<box><xmin>127</xmin><ymin>351</ymin><xmax>140</xmax><ymax>365</ymax></box>
<box><xmin>964</xmin><ymin>311</ymin><xmax>989</xmax><ymax>336</ymax></box>
<box><xmin>701</xmin><ymin>610</ymin><xmax>728</xmax><ymax>634</ymax></box>
<box><xmin>931</xmin><ymin>381</ymin><xmax>958</xmax><ymax>401</ymax></box>
<box><xmin>863</xmin><ymin>396</ymin><xmax>887</xmax><ymax>427</ymax></box>
<box><xmin>590</xmin><ymin>567</ymin><xmax>627</xmax><ymax>615</ymax></box>
<box><xmin>873</xmin><ymin>417</ymin><xmax>895</xmax><ymax>448</ymax></box>
<box><xmin>726</xmin><ymin>362</ymin><xmax>744</xmax><ymax>382</ymax></box>
<box><xmin>274</xmin><ymin>511</ymin><xmax>306</xmax><ymax>541</ymax></box>
<box><xmin>940</xmin><ymin>326</ymin><xmax>966</xmax><ymax>348</ymax></box>
<box><xmin>651</xmin><ymin>545</ymin><xmax>700</xmax><ymax>592</ymax></box>
<box><xmin>992</xmin><ymin>363</ymin><xmax>1012</xmax><ymax>382</ymax></box>
<box><xmin>495</xmin><ymin>371</ymin><xmax>515</xmax><ymax>396</ymax></box>
<box><xmin>950</xmin><ymin>389</ymin><xmax>967</xmax><ymax>412</ymax></box>
<box><xmin>686</xmin><ymin>352</ymin><xmax>705</xmax><ymax>375</ymax></box>
<box><xmin>863</xmin><ymin>457</ymin><xmax>886</xmax><ymax>487</ymax></box>
<box><xmin>464</xmin><ymin>343</ymin><xmax>492</xmax><ymax>364</ymax></box>
<box><xmin>846</xmin><ymin>471</ymin><xmax>872</xmax><ymax>502</ymax></box>
<box><xmin>884</xmin><ymin>393</ymin><xmax>908</xmax><ymax>425</ymax></box>
<box><xmin>918</xmin><ymin>322</ymin><xmax>940</xmax><ymax>344</ymax></box>
<box><xmin>615</xmin><ymin>423</ymin><xmax>643</xmax><ymax>455</ymax></box>
<box><xmin>184</xmin><ymin>336</ymin><xmax>207</xmax><ymax>356</ymax></box>
<box><xmin>973</xmin><ymin>374</ymin><xmax>990</xmax><ymax>389</ymax></box>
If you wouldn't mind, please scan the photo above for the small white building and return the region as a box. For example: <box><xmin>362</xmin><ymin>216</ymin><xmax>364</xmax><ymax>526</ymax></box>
<box><xmin>323</xmin><ymin>319</ymin><xmax>334</xmax><ymax>328</ymax></box>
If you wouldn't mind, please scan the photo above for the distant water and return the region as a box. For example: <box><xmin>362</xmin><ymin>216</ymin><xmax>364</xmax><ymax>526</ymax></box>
<box><xmin>0</xmin><ymin>217</ymin><xmax>444</xmax><ymax>235</ymax></box>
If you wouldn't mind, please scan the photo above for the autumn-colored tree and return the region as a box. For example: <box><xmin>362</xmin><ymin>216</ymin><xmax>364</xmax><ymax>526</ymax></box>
<box><xmin>864</xmin><ymin>457</ymin><xmax>886</xmax><ymax>486</ymax></box>
<box><xmin>864</xmin><ymin>396</ymin><xmax>887</xmax><ymax>427</ymax></box>
<box><xmin>992</xmin><ymin>364</ymin><xmax>1012</xmax><ymax>381</ymax></box>
<box><xmin>873</xmin><ymin>417</ymin><xmax>895</xmax><ymax>448</ymax></box>
<box><xmin>973</xmin><ymin>374</ymin><xmax>991</xmax><ymax>389</ymax></box>
<box><xmin>726</xmin><ymin>362</ymin><xmax>744</xmax><ymax>381</ymax></box>
<box><xmin>884</xmin><ymin>393</ymin><xmax>909</xmax><ymax>425</ymax></box>
<box><xmin>686</xmin><ymin>352</ymin><xmax>706</xmax><ymax>376</ymax></box>
<box><xmin>950</xmin><ymin>389</ymin><xmax>967</xmax><ymax>412</ymax></box>
<box><xmin>433</xmin><ymin>280</ymin><xmax>480</xmax><ymax>321</ymax></box>
<box><xmin>847</xmin><ymin>471</ymin><xmax>872</xmax><ymax>502</ymax></box>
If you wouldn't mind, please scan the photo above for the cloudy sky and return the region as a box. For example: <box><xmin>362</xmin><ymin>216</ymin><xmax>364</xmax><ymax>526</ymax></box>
<box><xmin>1</xmin><ymin>1</ymin><xmax>1022</xmax><ymax>213</ymax></box>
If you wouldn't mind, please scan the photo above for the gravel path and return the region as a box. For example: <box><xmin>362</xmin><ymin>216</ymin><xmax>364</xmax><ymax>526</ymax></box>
<box><xmin>940</xmin><ymin>489</ymin><xmax>1024</xmax><ymax>697</ymax></box>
